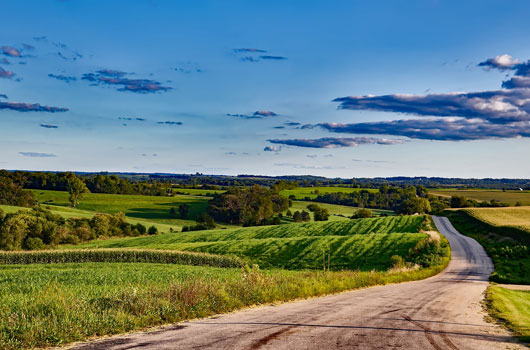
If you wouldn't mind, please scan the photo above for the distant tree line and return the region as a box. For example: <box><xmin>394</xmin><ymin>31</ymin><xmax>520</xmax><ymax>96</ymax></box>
<box><xmin>0</xmin><ymin>207</ymin><xmax>158</xmax><ymax>251</ymax></box>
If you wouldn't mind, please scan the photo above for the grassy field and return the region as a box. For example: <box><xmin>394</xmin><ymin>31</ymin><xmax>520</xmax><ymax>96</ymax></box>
<box><xmin>0</xmin><ymin>261</ymin><xmax>448</xmax><ymax>350</ymax></box>
<box><xmin>430</xmin><ymin>188</ymin><xmax>530</xmax><ymax>206</ymax></box>
<box><xmin>461</xmin><ymin>206</ymin><xmax>530</xmax><ymax>232</ymax></box>
<box><xmin>65</xmin><ymin>216</ymin><xmax>427</xmax><ymax>270</ymax></box>
<box><xmin>170</xmin><ymin>188</ymin><xmax>225</xmax><ymax>196</ymax></box>
<box><xmin>486</xmin><ymin>286</ymin><xmax>530</xmax><ymax>343</ymax></box>
<box><xmin>280</xmin><ymin>186</ymin><xmax>377</xmax><ymax>200</ymax></box>
<box><xmin>288</xmin><ymin>201</ymin><xmax>393</xmax><ymax>221</ymax></box>
<box><xmin>31</xmin><ymin>190</ymin><xmax>210</xmax><ymax>227</ymax></box>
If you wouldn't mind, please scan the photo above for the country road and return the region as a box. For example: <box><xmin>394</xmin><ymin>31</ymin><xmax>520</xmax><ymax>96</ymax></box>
<box><xmin>70</xmin><ymin>216</ymin><xmax>523</xmax><ymax>350</ymax></box>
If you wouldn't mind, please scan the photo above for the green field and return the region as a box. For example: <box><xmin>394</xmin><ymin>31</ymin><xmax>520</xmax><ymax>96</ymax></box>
<box><xmin>170</xmin><ymin>188</ymin><xmax>226</xmax><ymax>196</ymax></box>
<box><xmin>65</xmin><ymin>216</ymin><xmax>426</xmax><ymax>270</ymax></box>
<box><xmin>486</xmin><ymin>286</ymin><xmax>530</xmax><ymax>343</ymax></box>
<box><xmin>430</xmin><ymin>188</ymin><xmax>530</xmax><ymax>206</ymax></box>
<box><xmin>0</xmin><ymin>261</ymin><xmax>448</xmax><ymax>350</ymax></box>
<box><xmin>462</xmin><ymin>206</ymin><xmax>530</xmax><ymax>232</ymax></box>
<box><xmin>288</xmin><ymin>201</ymin><xmax>393</xmax><ymax>221</ymax></box>
<box><xmin>280</xmin><ymin>186</ymin><xmax>377</xmax><ymax>200</ymax></box>
<box><xmin>31</xmin><ymin>190</ymin><xmax>211</xmax><ymax>227</ymax></box>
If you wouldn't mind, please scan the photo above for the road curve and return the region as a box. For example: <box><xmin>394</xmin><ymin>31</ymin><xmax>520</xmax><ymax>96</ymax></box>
<box><xmin>70</xmin><ymin>216</ymin><xmax>523</xmax><ymax>350</ymax></box>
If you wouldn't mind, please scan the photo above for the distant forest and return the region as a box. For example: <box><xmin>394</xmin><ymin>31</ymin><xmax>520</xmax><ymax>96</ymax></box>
<box><xmin>2</xmin><ymin>169</ymin><xmax>530</xmax><ymax>191</ymax></box>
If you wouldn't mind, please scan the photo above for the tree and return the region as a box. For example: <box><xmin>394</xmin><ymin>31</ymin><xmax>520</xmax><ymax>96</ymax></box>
<box><xmin>66</xmin><ymin>175</ymin><xmax>90</xmax><ymax>207</ymax></box>
<box><xmin>397</xmin><ymin>197</ymin><xmax>431</xmax><ymax>215</ymax></box>
<box><xmin>293</xmin><ymin>211</ymin><xmax>302</xmax><ymax>222</ymax></box>
<box><xmin>169</xmin><ymin>207</ymin><xmax>177</xmax><ymax>217</ymax></box>
<box><xmin>178</xmin><ymin>204</ymin><xmax>189</xmax><ymax>219</ymax></box>
<box><xmin>147</xmin><ymin>226</ymin><xmax>158</xmax><ymax>235</ymax></box>
<box><xmin>301</xmin><ymin>210</ymin><xmax>311</xmax><ymax>222</ymax></box>
<box><xmin>313</xmin><ymin>207</ymin><xmax>329</xmax><ymax>221</ymax></box>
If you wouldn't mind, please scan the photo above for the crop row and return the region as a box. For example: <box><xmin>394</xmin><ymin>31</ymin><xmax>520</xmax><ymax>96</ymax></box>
<box><xmin>0</xmin><ymin>249</ymin><xmax>244</xmax><ymax>268</ymax></box>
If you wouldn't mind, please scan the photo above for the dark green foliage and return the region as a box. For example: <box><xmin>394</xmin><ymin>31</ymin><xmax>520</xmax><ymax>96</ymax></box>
<box><xmin>182</xmin><ymin>213</ymin><xmax>216</xmax><ymax>232</ymax></box>
<box><xmin>0</xmin><ymin>249</ymin><xmax>243</xmax><ymax>268</ymax></box>
<box><xmin>169</xmin><ymin>207</ymin><xmax>177</xmax><ymax>216</ymax></box>
<box><xmin>396</xmin><ymin>197</ymin><xmax>431</xmax><ymax>215</ymax></box>
<box><xmin>306</xmin><ymin>204</ymin><xmax>329</xmax><ymax>221</ymax></box>
<box><xmin>0</xmin><ymin>208</ymin><xmax>156</xmax><ymax>251</ymax></box>
<box><xmin>148</xmin><ymin>226</ymin><xmax>158</xmax><ymax>235</ymax></box>
<box><xmin>0</xmin><ymin>175</ymin><xmax>36</xmax><ymax>207</ymax></box>
<box><xmin>207</xmin><ymin>185</ymin><xmax>290</xmax><ymax>226</ymax></box>
<box><xmin>407</xmin><ymin>237</ymin><xmax>449</xmax><ymax>267</ymax></box>
<box><xmin>178</xmin><ymin>203</ymin><xmax>189</xmax><ymax>218</ymax></box>
<box><xmin>446</xmin><ymin>210</ymin><xmax>530</xmax><ymax>284</ymax></box>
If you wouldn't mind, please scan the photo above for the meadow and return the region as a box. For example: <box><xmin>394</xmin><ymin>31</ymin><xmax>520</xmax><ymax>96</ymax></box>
<box><xmin>31</xmin><ymin>190</ymin><xmax>210</xmax><ymax>227</ymax></box>
<box><xmin>66</xmin><ymin>216</ymin><xmax>426</xmax><ymax>270</ymax></box>
<box><xmin>0</xmin><ymin>261</ymin><xmax>448</xmax><ymax>350</ymax></box>
<box><xmin>486</xmin><ymin>286</ymin><xmax>530</xmax><ymax>343</ymax></box>
<box><xmin>461</xmin><ymin>206</ymin><xmax>530</xmax><ymax>232</ymax></box>
<box><xmin>430</xmin><ymin>188</ymin><xmax>530</xmax><ymax>206</ymax></box>
<box><xmin>280</xmin><ymin>186</ymin><xmax>378</xmax><ymax>200</ymax></box>
<box><xmin>288</xmin><ymin>201</ymin><xmax>394</xmax><ymax>221</ymax></box>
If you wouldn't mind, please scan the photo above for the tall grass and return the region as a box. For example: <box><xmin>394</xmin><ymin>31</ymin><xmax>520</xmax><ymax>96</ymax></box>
<box><xmin>0</xmin><ymin>260</ymin><xmax>448</xmax><ymax>350</ymax></box>
<box><xmin>0</xmin><ymin>249</ymin><xmax>243</xmax><ymax>268</ymax></box>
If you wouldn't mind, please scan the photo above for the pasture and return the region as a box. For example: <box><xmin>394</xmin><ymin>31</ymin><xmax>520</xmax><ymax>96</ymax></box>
<box><xmin>280</xmin><ymin>186</ymin><xmax>378</xmax><ymax>200</ymax></box>
<box><xmin>288</xmin><ymin>200</ymin><xmax>393</xmax><ymax>220</ymax></box>
<box><xmin>430</xmin><ymin>188</ymin><xmax>530</xmax><ymax>206</ymax></box>
<box><xmin>31</xmin><ymin>190</ymin><xmax>210</xmax><ymax>227</ymax></box>
<box><xmin>66</xmin><ymin>216</ymin><xmax>426</xmax><ymax>270</ymax></box>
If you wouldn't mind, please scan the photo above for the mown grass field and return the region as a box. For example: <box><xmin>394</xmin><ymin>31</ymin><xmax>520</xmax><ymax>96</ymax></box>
<box><xmin>486</xmin><ymin>286</ymin><xmax>530</xmax><ymax>343</ymax></box>
<box><xmin>0</xmin><ymin>261</ymin><xmax>448</xmax><ymax>350</ymax></box>
<box><xmin>170</xmin><ymin>188</ymin><xmax>225</xmax><ymax>196</ymax></box>
<box><xmin>280</xmin><ymin>186</ymin><xmax>378</xmax><ymax>200</ymax></box>
<box><xmin>31</xmin><ymin>190</ymin><xmax>210</xmax><ymax>227</ymax></box>
<box><xmin>287</xmin><ymin>201</ymin><xmax>393</xmax><ymax>221</ymax></box>
<box><xmin>65</xmin><ymin>216</ymin><xmax>426</xmax><ymax>270</ymax></box>
<box><xmin>462</xmin><ymin>206</ymin><xmax>530</xmax><ymax>232</ymax></box>
<box><xmin>430</xmin><ymin>188</ymin><xmax>530</xmax><ymax>206</ymax></box>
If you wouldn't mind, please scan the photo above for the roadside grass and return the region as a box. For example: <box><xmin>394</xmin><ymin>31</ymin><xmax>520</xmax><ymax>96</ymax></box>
<box><xmin>485</xmin><ymin>286</ymin><xmax>530</xmax><ymax>343</ymax></box>
<box><xmin>280</xmin><ymin>186</ymin><xmax>378</xmax><ymax>200</ymax></box>
<box><xmin>445</xmin><ymin>210</ymin><xmax>530</xmax><ymax>284</ymax></box>
<box><xmin>63</xmin><ymin>216</ymin><xmax>427</xmax><ymax>270</ymax></box>
<box><xmin>0</xmin><ymin>260</ymin><xmax>448</xmax><ymax>350</ymax></box>
<box><xmin>430</xmin><ymin>189</ymin><xmax>530</xmax><ymax>206</ymax></box>
<box><xmin>31</xmin><ymin>189</ymin><xmax>210</xmax><ymax>227</ymax></box>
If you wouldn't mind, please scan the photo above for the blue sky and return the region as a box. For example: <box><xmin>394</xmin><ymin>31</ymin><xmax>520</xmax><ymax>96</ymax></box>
<box><xmin>2</xmin><ymin>0</ymin><xmax>530</xmax><ymax>177</ymax></box>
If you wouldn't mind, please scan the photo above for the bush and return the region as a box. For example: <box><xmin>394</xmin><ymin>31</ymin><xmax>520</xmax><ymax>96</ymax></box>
<box><xmin>147</xmin><ymin>226</ymin><xmax>158</xmax><ymax>235</ymax></box>
<box><xmin>352</xmin><ymin>209</ymin><xmax>372</xmax><ymax>218</ymax></box>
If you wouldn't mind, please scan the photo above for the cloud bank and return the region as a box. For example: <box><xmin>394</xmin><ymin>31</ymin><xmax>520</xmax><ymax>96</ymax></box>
<box><xmin>82</xmin><ymin>69</ymin><xmax>171</xmax><ymax>93</ymax></box>
<box><xmin>0</xmin><ymin>101</ymin><xmax>68</xmax><ymax>112</ymax></box>
<box><xmin>19</xmin><ymin>152</ymin><xmax>56</xmax><ymax>157</ymax></box>
<box><xmin>268</xmin><ymin>137</ymin><xmax>404</xmax><ymax>148</ymax></box>
<box><xmin>326</xmin><ymin>54</ymin><xmax>530</xmax><ymax>141</ymax></box>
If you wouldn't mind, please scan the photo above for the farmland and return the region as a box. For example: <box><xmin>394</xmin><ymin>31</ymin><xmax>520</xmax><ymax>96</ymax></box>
<box><xmin>280</xmin><ymin>186</ymin><xmax>378</xmax><ymax>200</ymax></box>
<box><xmin>66</xmin><ymin>216</ymin><xmax>427</xmax><ymax>270</ymax></box>
<box><xmin>430</xmin><ymin>188</ymin><xmax>530</xmax><ymax>206</ymax></box>
<box><xmin>31</xmin><ymin>190</ymin><xmax>210</xmax><ymax>227</ymax></box>
<box><xmin>461</xmin><ymin>206</ymin><xmax>530</xmax><ymax>232</ymax></box>
<box><xmin>288</xmin><ymin>201</ymin><xmax>394</xmax><ymax>221</ymax></box>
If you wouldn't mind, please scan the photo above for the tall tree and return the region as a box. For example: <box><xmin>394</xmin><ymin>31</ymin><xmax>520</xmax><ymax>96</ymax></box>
<box><xmin>66</xmin><ymin>175</ymin><xmax>90</xmax><ymax>207</ymax></box>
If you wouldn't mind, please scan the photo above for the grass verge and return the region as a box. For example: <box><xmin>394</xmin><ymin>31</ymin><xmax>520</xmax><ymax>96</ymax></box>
<box><xmin>0</xmin><ymin>260</ymin><xmax>448</xmax><ymax>350</ymax></box>
<box><xmin>485</xmin><ymin>286</ymin><xmax>530</xmax><ymax>343</ymax></box>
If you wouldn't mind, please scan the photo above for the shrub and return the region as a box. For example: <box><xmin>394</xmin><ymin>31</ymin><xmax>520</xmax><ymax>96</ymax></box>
<box><xmin>148</xmin><ymin>226</ymin><xmax>158</xmax><ymax>235</ymax></box>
